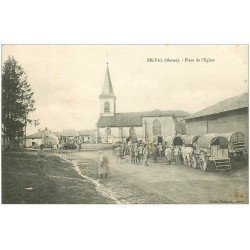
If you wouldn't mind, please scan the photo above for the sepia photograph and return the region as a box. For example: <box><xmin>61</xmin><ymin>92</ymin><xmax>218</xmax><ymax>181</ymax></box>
<box><xmin>1</xmin><ymin>44</ymin><xmax>248</xmax><ymax>204</ymax></box>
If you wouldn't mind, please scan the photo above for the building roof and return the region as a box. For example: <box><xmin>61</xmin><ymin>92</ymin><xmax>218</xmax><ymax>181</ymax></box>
<box><xmin>26</xmin><ymin>129</ymin><xmax>58</xmax><ymax>139</ymax></box>
<box><xmin>78</xmin><ymin>129</ymin><xmax>96</xmax><ymax>136</ymax></box>
<box><xmin>57</xmin><ymin>129</ymin><xmax>78</xmax><ymax>137</ymax></box>
<box><xmin>99</xmin><ymin>64</ymin><xmax>115</xmax><ymax>98</ymax></box>
<box><xmin>97</xmin><ymin>109</ymin><xmax>189</xmax><ymax>127</ymax></box>
<box><xmin>26</xmin><ymin>132</ymin><xmax>42</xmax><ymax>139</ymax></box>
<box><xmin>186</xmin><ymin>92</ymin><xmax>248</xmax><ymax>120</ymax></box>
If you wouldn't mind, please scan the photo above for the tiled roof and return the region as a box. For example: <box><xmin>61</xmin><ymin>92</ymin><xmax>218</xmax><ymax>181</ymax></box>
<box><xmin>186</xmin><ymin>92</ymin><xmax>248</xmax><ymax>120</ymax></box>
<box><xmin>97</xmin><ymin>110</ymin><xmax>189</xmax><ymax>127</ymax></box>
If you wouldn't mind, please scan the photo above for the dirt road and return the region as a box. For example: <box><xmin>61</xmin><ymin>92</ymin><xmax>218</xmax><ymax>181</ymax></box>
<box><xmin>65</xmin><ymin>151</ymin><xmax>248</xmax><ymax>204</ymax></box>
<box><xmin>3</xmin><ymin>150</ymin><xmax>248</xmax><ymax>204</ymax></box>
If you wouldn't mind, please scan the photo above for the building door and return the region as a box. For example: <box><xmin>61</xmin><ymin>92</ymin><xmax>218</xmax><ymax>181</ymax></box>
<box><xmin>129</xmin><ymin>127</ymin><xmax>137</xmax><ymax>140</ymax></box>
<box><xmin>106</xmin><ymin>127</ymin><xmax>112</xmax><ymax>142</ymax></box>
<box><xmin>157</xmin><ymin>136</ymin><xmax>163</xmax><ymax>144</ymax></box>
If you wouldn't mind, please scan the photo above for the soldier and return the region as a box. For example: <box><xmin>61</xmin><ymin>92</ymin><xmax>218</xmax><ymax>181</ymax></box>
<box><xmin>130</xmin><ymin>143</ymin><xmax>135</xmax><ymax>163</ymax></box>
<box><xmin>165</xmin><ymin>145</ymin><xmax>172</xmax><ymax>165</ymax></box>
<box><xmin>173</xmin><ymin>146</ymin><xmax>180</xmax><ymax>164</ymax></box>
<box><xmin>183</xmin><ymin>145</ymin><xmax>193</xmax><ymax>167</ymax></box>
<box><xmin>98</xmin><ymin>151</ymin><xmax>109</xmax><ymax>178</ymax></box>
<box><xmin>138</xmin><ymin>144</ymin><xmax>144</xmax><ymax>163</ymax></box>
<box><xmin>133</xmin><ymin>142</ymin><xmax>139</xmax><ymax>164</ymax></box>
<box><xmin>115</xmin><ymin>144</ymin><xmax>123</xmax><ymax>163</ymax></box>
<box><xmin>158</xmin><ymin>143</ymin><xmax>163</xmax><ymax>157</ymax></box>
<box><xmin>152</xmin><ymin>144</ymin><xmax>158</xmax><ymax>163</ymax></box>
<box><xmin>143</xmin><ymin>144</ymin><xmax>150</xmax><ymax>166</ymax></box>
<box><xmin>37</xmin><ymin>144</ymin><xmax>47</xmax><ymax>175</ymax></box>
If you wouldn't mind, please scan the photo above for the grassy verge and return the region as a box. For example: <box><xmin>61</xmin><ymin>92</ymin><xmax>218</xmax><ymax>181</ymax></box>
<box><xmin>2</xmin><ymin>150</ymin><xmax>114</xmax><ymax>204</ymax></box>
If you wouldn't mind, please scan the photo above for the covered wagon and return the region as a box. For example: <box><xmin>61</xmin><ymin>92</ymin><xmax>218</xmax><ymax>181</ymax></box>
<box><xmin>195</xmin><ymin>133</ymin><xmax>231</xmax><ymax>172</ymax></box>
<box><xmin>172</xmin><ymin>134</ymin><xmax>200</xmax><ymax>147</ymax></box>
<box><xmin>170</xmin><ymin>135</ymin><xmax>200</xmax><ymax>168</ymax></box>
<box><xmin>164</xmin><ymin>135</ymin><xmax>175</xmax><ymax>146</ymax></box>
<box><xmin>219</xmin><ymin>132</ymin><xmax>247</xmax><ymax>161</ymax></box>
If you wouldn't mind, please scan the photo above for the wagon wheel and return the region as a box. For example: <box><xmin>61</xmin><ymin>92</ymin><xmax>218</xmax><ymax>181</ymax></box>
<box><xmin>191</xmin><ymin>155</ymin><xmax>197</xmax><ymax>169</ymax></box>
<box><xmin>244</xmin><ymin>151</ymin><xmax>248</xmax><ymax>163</ymax></box>
<box><xmin>199</xmin><ymin>152</ymin><xmax>207</xmax><ymax>172</ymax></box>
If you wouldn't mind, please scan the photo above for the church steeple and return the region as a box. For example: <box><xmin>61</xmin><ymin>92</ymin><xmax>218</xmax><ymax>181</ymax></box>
<box><xmin>99</xmin><ymin>63</ymin><xmax>116</xmax><ymax>116</ymax></box>
<box><xmin>99</xmin><ymin>63</ymin><xmax>115</xmax><ymax>98</ymax></box>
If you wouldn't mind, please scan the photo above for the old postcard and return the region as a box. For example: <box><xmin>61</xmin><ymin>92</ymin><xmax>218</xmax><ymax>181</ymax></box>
<box><xmin>1</xmin><ymin>45</ymin><xmax>248</xmax><ymax>204</ymax></box>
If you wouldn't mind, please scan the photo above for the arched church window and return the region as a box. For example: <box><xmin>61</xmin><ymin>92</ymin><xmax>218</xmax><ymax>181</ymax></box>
<box><xmin>153</xmin><ymin>119</ymin><xmax>162</xmax><ymax>135</ymax></box>
<box><xmin>104</xmin><ymin>101</ymin><xmax>110</xmax><ymax>113</ymax></box>
<box><xmin>129</xmin><ymin>127</ymin><xmax>136</xmax><ymax>139</ymax></box>
<box><xmin>106</xmin><ymin>127</ymin><xmax>111</xmax><ymax>137</ymax></box>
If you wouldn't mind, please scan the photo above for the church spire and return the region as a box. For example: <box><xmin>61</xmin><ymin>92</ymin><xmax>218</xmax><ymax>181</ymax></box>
<box><xmin>99</xmin><ymin>62</ymin><xmax>116</xmax><ymax>116</ymax></box>
<box><xmin>99</xmin><ymin>63</ymin><xmax>115</xmax><ymax>98</ymax></box>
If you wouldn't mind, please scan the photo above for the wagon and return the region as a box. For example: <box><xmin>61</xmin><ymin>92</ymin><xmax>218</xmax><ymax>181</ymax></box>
<box><xmin>164</xmin><ymin>135</ymin><xmax>175</xmax><ymax>146</ymax></box>
<box><xmin>195</xmin><ymin>133</ymin><xmax>231</xmax><ymax>172</ymax></box>
<box><xmin>171</xmin><ymin>135</ymin><xmax>200</xmax><ymax>168</ymax></box>
<box><xmin>173</xmin><ymin>134</ymin><xmax>200</xmax><ymax>147</ymax></box>
<box><xmin>219</xmin><ymin>132</ymin><xmax>247</xmax><ymax>161</ymax></box>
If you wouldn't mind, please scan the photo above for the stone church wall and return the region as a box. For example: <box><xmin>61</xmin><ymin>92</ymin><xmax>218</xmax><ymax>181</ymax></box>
<box><xmin>143</xmin><ymin>116</ymin><xmax>175</xmax><ymax>142</ymax></box>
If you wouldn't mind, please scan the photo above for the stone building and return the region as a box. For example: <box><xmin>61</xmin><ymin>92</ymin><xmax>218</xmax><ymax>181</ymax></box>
<box><xmin>185</xmin><ymin>92</ymin><xmax>248</xmax><ymax>144</ymax></box>
<box><xmin>26</xmin><ymin>128</ymin><xmax>59</xmax><ymax>148</ymax></box>
<box><xmin>96</xmin><ymin>64</ymin><xmax>188</xmax><ymax>143</ymax></box>
<box><xmin>77</xmin><ymin>129</ymin><xmax>97</xmax><ymax>143</ymax></box>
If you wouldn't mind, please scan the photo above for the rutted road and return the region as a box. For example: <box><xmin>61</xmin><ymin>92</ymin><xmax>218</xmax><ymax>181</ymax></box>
<box><xmin>58</xmin><ymin>151</ymin><xmax>248</xmax><ymax>204</ymax></box>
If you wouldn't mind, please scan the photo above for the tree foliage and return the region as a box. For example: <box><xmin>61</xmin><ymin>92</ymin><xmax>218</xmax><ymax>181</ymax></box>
<box><xmin>2</xmin><ymin>56</ymin><xmax>36</xmax><ymax>146</ymax></box>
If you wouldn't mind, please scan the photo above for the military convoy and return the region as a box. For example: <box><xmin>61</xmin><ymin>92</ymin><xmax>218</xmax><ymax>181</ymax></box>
<box><xmin>170</xmin><ymin>132</ymin><xmax>247</xmax><ymax>172</ymax></box>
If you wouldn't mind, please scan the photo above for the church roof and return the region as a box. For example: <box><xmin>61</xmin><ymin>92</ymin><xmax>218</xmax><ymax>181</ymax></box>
<box><xmin>186</xmin><ymin>92</ymin><xmax>248</xmax><ymax>120</ymax></box>
<box><xmin>99</xmin><ymin>64</ymin><xmax>115</xmax><ymax>98</ymax></box>
<box><xmin>97</xmin><ymin>110</ymin><xmax>189</xmax><ymax>127</ymax></box>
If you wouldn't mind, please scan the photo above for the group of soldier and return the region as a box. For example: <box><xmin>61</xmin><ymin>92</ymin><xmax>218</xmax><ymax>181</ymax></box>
<box><xmin>113</xmin><ymin>139</ymin><xmax>196</xmax><ymax>167</ymax></box>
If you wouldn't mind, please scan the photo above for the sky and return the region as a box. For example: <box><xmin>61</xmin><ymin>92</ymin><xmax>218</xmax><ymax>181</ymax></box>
<box><xmin>1</xmin><ymin>45</ymin><xmax>248</xmax><ymax>135</ymax></box>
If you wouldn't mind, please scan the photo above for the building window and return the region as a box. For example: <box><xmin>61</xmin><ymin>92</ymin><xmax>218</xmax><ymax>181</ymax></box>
<box><xmin>129</xmin><ymin>127</ymin><xmax>136</xmax><ymax>139</ymax></box>
<box><xmin>153</xmin><ymin>119</ymin><xmax>162</xmax><ymax>135</ymax></box>
<box><xmin>104</xmin><ymin>101</ymin><xmax>110</xmax><ymax>113</ymax></box>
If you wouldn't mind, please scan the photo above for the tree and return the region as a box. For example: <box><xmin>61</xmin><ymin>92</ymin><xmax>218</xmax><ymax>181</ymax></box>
<box><xmin>2</xmin><ymin>56</ymin><xmax>36</xmax><ymax>148</ymax></box>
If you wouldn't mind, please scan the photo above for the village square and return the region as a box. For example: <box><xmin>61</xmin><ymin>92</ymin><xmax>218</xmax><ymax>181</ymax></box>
<box><xmin>1</xmin><ymin>45</ymin><xmax>248</xmax><ymax>204</ymax></box>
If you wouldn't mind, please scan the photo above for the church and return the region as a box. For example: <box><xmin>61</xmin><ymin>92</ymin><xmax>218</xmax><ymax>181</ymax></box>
<box><xmin>96</xmin><ymin>64</ymin><xmax>189</xmax><ymax>144</ymax></box>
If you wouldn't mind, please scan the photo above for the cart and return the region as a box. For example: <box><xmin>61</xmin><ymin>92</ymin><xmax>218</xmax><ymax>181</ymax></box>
<box><xmin>195</xmin><ymin>133</ymin><xmax>231</xmax><ymax>172</ymax></box>
<box><xmin>220</xmin><ymin>132</ymin><xmax>247</xmax><ymax>161</ymax></box>
<box><xmin>173</xmin><ymin>134</ymin><xmax>200</xmax><ymax>147</ymax></box>
<box><xmin>171</xmin><ymin>135</ymin><xmax>200</xmax><ymax>168</ymax></box>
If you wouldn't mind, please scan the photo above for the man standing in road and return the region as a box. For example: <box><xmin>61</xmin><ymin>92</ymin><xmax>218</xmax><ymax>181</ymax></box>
<box><xmin>115</xmin><ymin>144</ymin><xmax>123</xmax><ymax>164</ymax></box>
<box><xmin>152</xmin><ymin>144</ymin><xmax>158</xmax><ymax>163</ymax></box>
<box><xmin>98</xmin><ymin>151</ymin><xmax>109</xmax><ymax>178</ymax></box>
<box><xmin>143</xmin><ymin>145</ymin><xmax>150</xmax><ymax>166</ymax></box>
<box><xmin>165</xmin><ymin>145</ymin><xmax>173</xmax><ymax>165</ymax></box>
<box><xmin>173</xmin><ymin>146</ymin><xmax>180</xmax><ymax>164</ymax></box>
<box><xmin>158</xmin><ymin>143</ymin><xmax>163</xmax><ymax>158</ymax></box>
<box><xmin>138</xmin><ymin>144</ymin><xmax>144</xmax><ymax>163</ymax></box>
<box><xmin>37</xmin><ymin>144</ymin><xmax>47</xmax><ymax>175</ymax></box>
<box><xmin>183</xmin><ymin>145</ymin><xmax>194</xmax><ymax>167</ymax></box>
